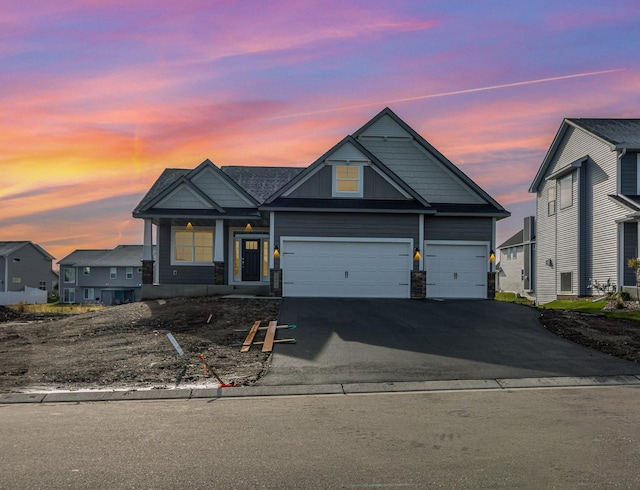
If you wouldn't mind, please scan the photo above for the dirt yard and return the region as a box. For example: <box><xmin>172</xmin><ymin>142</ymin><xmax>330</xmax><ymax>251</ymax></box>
<box><xmin>0</xmin><ymin>298</ymin><xmax>638</xmax><ymax>394</ymax></box>
<box><xmin>0</xmin><ymin>297</ymin><xmax>280</xmax><ymax>393</ymax></box>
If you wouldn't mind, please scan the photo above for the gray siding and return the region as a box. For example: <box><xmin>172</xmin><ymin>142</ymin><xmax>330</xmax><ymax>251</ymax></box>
<box><xmin>158</xmin><ymin>226</ymin><xmax>215</xmax><ymax>285</ymax></box>
<box><xmin>624</xmin><ymin>222</ymin><xmax>638</xmax><ymax>286</ymax></box>
<box><xmin>423</xmin><ymin>217</ymin><xmax>492</xmax><ymax>241</ymax></box>
<box><xmin>535</xmin><ymin>125</ymin><xmax>624</xmax><ymax>303</ymax></box>
<box><xmin>4</xmin><ymin>244</ymin><xmax>55</xmax><ymax>293</ymax></box>
<box><xmin>497</xmin><ymin>245</ymin><xmax>525</xmax><ymax>293</ymax></box>
<box><xmin>274</xmin><ymin>212</ymin><xmax>419</xmax><ymax>243</ymax></box>
<box><xmin>358</xmin><ymin>138</ymin><xmax>484</xmax><ymax>204</ymax></box>
<box><xmin>620</xmin><ymin>152</ymin><xmax>637</xmax><ymax>195</ymax></box>
<box><xmin>287</xmin><ymin>165</ymin><xmax>407</xmax><ymax>200</ymax></box>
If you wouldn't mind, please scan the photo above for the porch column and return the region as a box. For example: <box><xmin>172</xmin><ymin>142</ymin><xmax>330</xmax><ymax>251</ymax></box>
<box><xmin>141</xmin><ymin>219</ymin><xmax>154</xmax><ymax>285</ymax></box>
<box><xmin>214</xmin><ymin>219</ymin><xmax>225</xmax><ymax>285</ymax></box>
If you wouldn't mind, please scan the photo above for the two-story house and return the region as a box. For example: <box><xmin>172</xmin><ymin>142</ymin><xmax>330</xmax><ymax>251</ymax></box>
<box><xmin>58</xmin><ymin>245</ymin><xmax>147</xmax><ymax>305</ymax></box>
<box><xmin>0</xmin><ymin>241</ymin><xmax>58</xmax><ymax>304</ymax></box>
<box><xmin>497</xmin><ymin>217</ymin><xmax>536</xmax><ymax>296</ymax></box>
<box><xmin>529</xmin><ymin>119</ymin><xmax>640</xmax><ymax>304</ymax></box>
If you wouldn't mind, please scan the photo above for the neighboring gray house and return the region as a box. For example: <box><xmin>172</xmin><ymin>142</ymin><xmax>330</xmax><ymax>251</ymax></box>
<box><xmin>496</xmin><ymin>217</ymin><xmax>535</xmax><ymax>296</ymax></box>
<box><xmin>58</xmin><ymin>245</ymin><xmax>146</xmax><ymax>305</ymax></box>
<box><xmin>529</xmin><ymin>118</ymin><xmax>640</xmax><ymax>304</ymax></box>
<box><xmin>0</xmin><ymin>241</ymin><xmax>57</xmax><ymax>296</ymax></box>
<box><xmin>133</xmin><ymin>107</ymin><xmax>509</xmax><ymax>299</ymax></box>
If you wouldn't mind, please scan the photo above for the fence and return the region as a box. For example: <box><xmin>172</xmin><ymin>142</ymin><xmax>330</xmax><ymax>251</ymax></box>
<box><xmin>0</xmin><ymin>287</ymin><xmax>47</xmax><ymax>306</ymax></box>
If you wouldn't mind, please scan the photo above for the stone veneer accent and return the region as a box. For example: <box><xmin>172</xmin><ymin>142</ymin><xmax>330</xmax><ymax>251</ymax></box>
<box><xmin>410</xmin><ymin>270</ymin><xmax>426</xmax><ymax>299</ymax></box>
<box><xmin>141</xmin><ymin>260</ymin><xmax>154</xmax><ymax>285</ymax></box>
<box><xmin>270</xmin><ymin>268</ymin><xmax>282</xmax><ymax>297</ymax></box>
<box><xmin>213</xmin><ymin>262</ymin><xmax>225</xmax><ymax>285</ymax></box>
<box><xmin>487</xmin><ymin>272</ymin><xmax>496</xmax><ymax>299</ymax></box>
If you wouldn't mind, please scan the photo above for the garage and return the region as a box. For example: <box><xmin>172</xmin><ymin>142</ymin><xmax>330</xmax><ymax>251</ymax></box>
<box><xmin>424</xmin><ymin>242</ymin><xmax>488</xmax><ymax>298</ymax></box>
<box><xmin>280</xmin><ymin>238</ymin><xmax>412</xmax><ymax>298</ymax></box>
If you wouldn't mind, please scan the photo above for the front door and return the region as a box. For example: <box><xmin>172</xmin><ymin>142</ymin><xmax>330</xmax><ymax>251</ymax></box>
<box><xmin>242</xmin><ymin>239</ymin><xmax>261</xmax><ymax>281</ymax></box>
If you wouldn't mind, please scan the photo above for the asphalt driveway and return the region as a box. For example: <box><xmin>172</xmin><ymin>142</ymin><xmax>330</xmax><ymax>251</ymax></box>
<box><xmin>257</xmin><ymin>298</ymin><xmax>640</xmax><ymax>386</ymax></box>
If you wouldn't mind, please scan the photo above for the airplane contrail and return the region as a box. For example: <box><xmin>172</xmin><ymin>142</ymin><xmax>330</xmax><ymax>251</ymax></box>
<box><xmin>272</xmin><ymin>68</ymin><xmax>623</xmax><ymax>120</ymax></box>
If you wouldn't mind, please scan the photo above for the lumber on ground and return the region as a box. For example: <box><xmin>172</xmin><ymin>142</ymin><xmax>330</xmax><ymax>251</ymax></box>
<box><xmin>240</xmin><ymin>321</ymin><xmax>262</xmax><ymax>353</ymax></box>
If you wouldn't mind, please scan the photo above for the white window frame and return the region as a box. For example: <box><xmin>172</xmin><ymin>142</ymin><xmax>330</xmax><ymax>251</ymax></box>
<box><xmin>126</xmin><ymin>267</ymin><xmax>133</xmax><ymax>279</ymax></box>
<box><xmin>171</xmin><ymin>226</ymin><xmax>214</xmax><ymax>266</ymax></box>
<box><xmin>559</xmin><ymin>174</ymin><xmax>573</xmax><ymax>210</ymax></box>
<box><xmin>83</xmin><ymin>267</ymin><xmax>90</xmax><ymax>275</ymax></box>
<box><xmin>548</xmin><ymin>186</ymin><xmax>556</xmax><ymax>216</ymax></box>
<box><xmin>560</xmin><ymin>271</ymin><xmax>572</xmax><ymax>292</ymax></box>
<box><xmin>84</xmin><ymin>288</ymin><xmax>94</xmax><ymax>300</ymax></box>
<box><xmin>63</xmin><ymin>268</ymin><xmax>76</xmax><ymax>284</ymax></box>
<box><xmin>332</xmin><ymin>164</ymin><xmax>363</xmax><ymax>197</ymax></box>
<box><xmin>63</xmin><ymin>288</ymin><xmax>75</xmax><ymax>303</ymax></box>
<box><xmin>110</xmin><ymin>267</ymin><xmax>117</xmax><ymax>279</ymax></box>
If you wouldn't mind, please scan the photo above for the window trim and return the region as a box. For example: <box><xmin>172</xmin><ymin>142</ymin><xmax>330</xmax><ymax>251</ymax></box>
<box><xmin>63</xmin><ymin>268</ymin><xmax>76</xmax><ymax>284</ymax></box>
<box><xmin>559</xmin><ymin>174</ymin><xmax>573</xmax><ymax>210</ymax></box>
<box><xmin>171</xmin><ymin>226</ymin><xmax>215</xmax><ymax>266</ymax></box>
<box><xmin>560</xmin><ymin>271</ymin><xmax>573</xmax><ymax>292</ymax></box>
<box><xmin>547</xmin><ymin>186</ymin><xmax>556</xmax><ymax>216</ymax></box>
<box><xmin>84</xmin><ymin>288</ymin><xmax>94</xmax><ymax>300</ymax></box>
<box><xmin>332</xmin><ymin>164</ymin><xmax>363</xmax><ymax>198</ymax></box>
<box><xmin>126</xmin><ymin>267</ymin><xmax>133</xmax><ymax>279</ymax></box>
<box><xmin>110</xmin><ymin>267</ymin><xmax>117</xmax><ymax>279</ymax></box>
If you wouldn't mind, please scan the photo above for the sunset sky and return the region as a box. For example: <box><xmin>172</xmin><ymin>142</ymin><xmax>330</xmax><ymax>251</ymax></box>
<box><xmin>2</xmin><ymin>1</ymin><xmax>640</xmax><ymax>263</ymax></box>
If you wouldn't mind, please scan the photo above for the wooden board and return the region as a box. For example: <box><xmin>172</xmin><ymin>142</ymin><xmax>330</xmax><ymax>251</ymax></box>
<box><xmin>261</xmin><ymin>320</ymin><xmax>278</xmax><ymax>353</ymax></box>
<box><xmin>240</xmin><ymin>321</ymin><xmax>262</xmax><ymax>353</ymax></box>
<box><xmin>251</xmin><ymin>338</ymin><xmax>296</xmax><ymax>346</ymax></box>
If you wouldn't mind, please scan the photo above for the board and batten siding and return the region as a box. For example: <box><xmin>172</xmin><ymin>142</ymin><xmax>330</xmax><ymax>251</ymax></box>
<box><xmin>273</xmin><ymin>212</ymin><xmax>419</xmax><ymax>244</ymax></box>
<box><xmin>620</xmin><ymin>152</ymin><xmax>638</xmax><ymax>195</ymax></box>
<box><xmin>286</xmin><ymin>166</ymin><xmax>407</xmax><ymax>200</ymax></box>
<box><xmin>423</xmin><ymin>217</ymin><xmax>492</xmax><ymax>242</ymax></box>
<box><xmin>190</xmin><ymin>166</ymin><xmax>254</xmax><ymax>208</ymax></box>
<box><xmin>157</xmin><ymin>226</ymin><xmax>215</xmax><ymax>285</ymax></box>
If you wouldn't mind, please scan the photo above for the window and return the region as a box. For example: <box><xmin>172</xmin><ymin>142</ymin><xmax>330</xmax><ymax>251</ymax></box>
<box><xmin>174</xmin><ymin>229</ymin><xmax>213</xmax><ymax>263</ymax></box>
<box><xmin>63</xmin><ymin>268</ymin><xmax>76</xmax><ymax>283</ymax></box>
<box><xmin>83</xmin><ymin>267</ymin><xmax>91</xmax><ymax>275</ymax></box>
<box><xmin>63</xmin><ymin>288</ymin><xmax>75</xmax><ymax>303</ymax></box>
<box><xmin>560</xmin><ymin>272</ymin><xmax>572</xmax><ymax>292</ymax></box>
<box><xmin>333</xmin><ymin>165</ymin><xmax>362</xmax><ymax>196</ymax></box>
<box><xmin>559</xmin><ymin>174</ymin><xmax>573</xmax><ymax>209</ymax></box>
<box><xmin>39</xmin><ymin>281</ymin><xmax>47</xmax><ymax>291</ymax></box>
<box><xmin>84</xmin><ymin>288</ymin><xmax>94</xmax><ymax>300</ymax></box>
<box><xmin>110</xmin><ymin>267</ymin><xmax>117</xmax><ymax>279</ymax></box>
<box><xmin>512</xmin><ymin>247</ymin><xmax>517</xmax><ymax>259</ymax></box>
<box><xmin>548</xmin><ymin>186</ymin><xmax>556</xmax><ymax>216</ymax></box>
<box><xmin>12</xmin><ymin>277</ymin><xmax>21</xmax><ymax>284</ymax></box>
<box><xmin>126</xmin><ymin>267</ymin><xmax>133</xmax><ymax>279</ymax></box>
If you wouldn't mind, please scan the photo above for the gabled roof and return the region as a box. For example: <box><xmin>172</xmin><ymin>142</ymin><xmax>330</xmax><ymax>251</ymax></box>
<box><xmin>222</xmin><ymin>166</ymin><xmax>304</xmax><ymax>202</ymax></box>
<box><xmin>530</xmin><ymin>118</ymin><xmax>640</xmax><ymax>192</ymax></box>
<box><xmin>353</xmin><ymin>107</ymin><xmax>508</xmax><ymax>216</ymax></box>
<box><xmin>0</xmin><ymin>241</ymin><xmax>55</xmax><ymax>260</ymax></box>
<box><xmin>567</xmin><ymin>119</ymin><xmax>640</xmax><ymax>150</ymax></box>
<box><xmin>59</xmin><ymin>245</ymin><xmax>145</xmax><ymax>267</ymax></box>
<box><xmin>498</xmin><ymin>230</ymin><xmax>524</xmax><ymax>249</ymax></box>
<box><xmin>262</xmin><ymin>134</ymin><xmax>432</xmax><ymax>209</ymax></box>
<box><xmin>133</xmin><ymin>159</ymin><xmax>260</xmax><ymax>217</ymax></box>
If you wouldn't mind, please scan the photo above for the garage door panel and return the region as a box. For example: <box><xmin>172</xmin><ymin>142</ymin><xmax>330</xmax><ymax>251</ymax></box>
<box><xmin>425</xmin><ymin>243</ymin><xmax>487</xmax><ymax>299</ymax></box>
<box><xmin>282</xmin><ymin>240</ymin><xmax>411</xmax><ymax>298</ymax></box>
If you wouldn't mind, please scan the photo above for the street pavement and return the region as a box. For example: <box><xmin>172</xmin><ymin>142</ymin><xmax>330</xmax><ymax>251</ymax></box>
<box><xmin>2</xmin><ymin>387</ymin><xmax>640</xmax><ymax>489</ymax></box>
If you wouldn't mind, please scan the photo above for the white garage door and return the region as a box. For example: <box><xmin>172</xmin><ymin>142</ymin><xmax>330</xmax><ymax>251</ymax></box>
<box><xmin>424</xmin><ymin>243</ymin><xmax>488</xmax><ymax>299</ymax></box>
<box><xmin>281</xmin><ymin>239</ymin><xmax>412</xmax><ymax>298</ymax></box>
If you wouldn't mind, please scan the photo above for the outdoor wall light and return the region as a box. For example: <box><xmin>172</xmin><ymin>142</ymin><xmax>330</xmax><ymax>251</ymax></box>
<box><xmin>413</xmin><ymin>248</ymin><xmax>421</xmax><ymax>261</ymax></box>
<box><xmin>489</xmin><ymin>250</ymin><xmax>495</xmax><ymax>263</ymax></box>
<box><xmin>186</xmin><ymin>222</ymin><xmax>194</xmax><ymax>230</ymax></box>
<box><xmin>244</xmin><ymin>223</ymin><xmax>253</xmax><ymax>232</ymax></box>
<box><xmin>273</xmin><ymin>245</ymin><xmax>280</xmax><ymax>259</ymax></box>
<box><xmin>545</xmin><ymin>258</ymin><xmax>553</xmax><ymax>267</ymax></box>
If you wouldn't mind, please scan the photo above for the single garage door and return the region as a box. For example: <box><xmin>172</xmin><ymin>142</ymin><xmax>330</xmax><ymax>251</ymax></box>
<box><xmin>281</xmin><ymin>239</ymin><xmax>412</xmax><ymax>298</ymax></box>
<box><xmin>424</xmin><ymin>242</ymin><xmax>488</xmax><ymax>298</ymax></box>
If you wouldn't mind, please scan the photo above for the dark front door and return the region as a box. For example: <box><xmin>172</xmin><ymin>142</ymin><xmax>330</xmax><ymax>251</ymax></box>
<box><xmin>242</xmin><ymin>239</ymin><xmax>261</xmax><ymax>281</ymax></box>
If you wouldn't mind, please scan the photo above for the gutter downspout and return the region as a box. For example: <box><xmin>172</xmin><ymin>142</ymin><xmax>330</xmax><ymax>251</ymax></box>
<box><xmin>617</xmin><ymin>148</ymin><xmax>627</xmax><ymax>289</ymax></box>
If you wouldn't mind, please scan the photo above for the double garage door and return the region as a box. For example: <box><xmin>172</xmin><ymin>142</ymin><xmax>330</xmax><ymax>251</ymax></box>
<box><xmin>281</xmin><ymin>239</ymin><xmax>411</xmax><ymax>298</ymax></box>
<box><xmin>280</xmin><ymin>239</ymin><xmax>488</xmax><ymax>299</ymax></box>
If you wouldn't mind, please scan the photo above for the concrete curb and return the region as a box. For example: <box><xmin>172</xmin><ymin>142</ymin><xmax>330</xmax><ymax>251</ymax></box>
<box><xmin>2</xmin><ymin>375</ymin><xmax>640</xmax><ymax>404</ymax></box>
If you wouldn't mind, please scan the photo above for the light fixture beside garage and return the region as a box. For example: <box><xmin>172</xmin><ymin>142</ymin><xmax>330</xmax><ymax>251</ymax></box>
<box><xmin>489</xmin><ymin>250</ymin><xmax>495</xmax><ymax>263</ymax></box>
<box><xmin>413</xmin><ymin>248</ymin><xmax>421</xmax><ymax>261</ymax></box>
<box><xmin>273</xmin><ymin>245</ymin><xmax>280</xmax><ymax>258</ymax></box>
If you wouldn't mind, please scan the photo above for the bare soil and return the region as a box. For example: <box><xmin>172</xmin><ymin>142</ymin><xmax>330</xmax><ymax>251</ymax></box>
<box><xmin>0</xmin><ymin>297</ymin><xmax>280</xmax><ymax>393</ymax></box>
<box><xmin>0</xmin><ymin>298</ymin><xmax>638</xmax><ymax>394</ymax></box>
